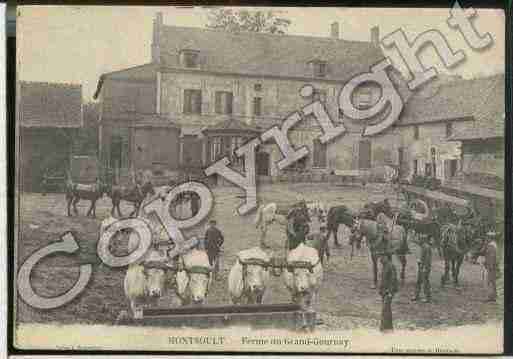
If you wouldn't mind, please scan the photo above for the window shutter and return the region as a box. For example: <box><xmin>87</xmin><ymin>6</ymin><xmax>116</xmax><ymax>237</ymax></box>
<box><xmin>253</xmin><ymin>97</ymin><xmax>262</xmax><ymax>116</ymax></box>
<box><xmin>195</xmin><ymin>90</ymin><xmax>202</xmax><ymax>114</ymax></box>
<box><xmin>215</xmin><ymin>92</ymin><xmax>222</xmax><ymax>114</ymax></box>
<box><xmin>184</xmin><ymin>90</ymin><xmax>191</xmax><ymax>113</ymax></box>
<box><xmin>226</xmin><ymin>92</ymin><xmax>233</xmax><ymax>114</ymax></box>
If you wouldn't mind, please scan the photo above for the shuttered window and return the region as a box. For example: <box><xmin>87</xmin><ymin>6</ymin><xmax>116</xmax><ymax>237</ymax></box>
<box><xmin>414</xmin><ymin>125</ymin><xmax>420</xmax><ymax>140</ymax></box>
<box><xmin>446</xmin><ymin>122</ymin><xmax>453</xmax><ymax>138</ymax></box>
<box><xmin>313</xmin><ymin>138</ymin><xmax>327</xmax><ymax>168</ymax></box>
<box><xmin>183</xmin><ymin>89</ymin><xmax>202</xmax><ymax>114</ymax></box>
<box><xmin>211</xmin><ymin>137</ymin><xmax>222</xmax><ymax>162</ymax></box>
<box><xmin>253</xmin><ymin>97</ymin><xmax>262</xmax><ymax>117</ymax></box>
<box><xmin>215</xmin><ymin>91</ymin><xmax>233</xmax><ymax>115</ymax></box>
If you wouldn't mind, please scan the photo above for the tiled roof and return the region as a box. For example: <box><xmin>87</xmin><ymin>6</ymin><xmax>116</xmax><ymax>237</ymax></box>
<box><xmin>157</xmin><ymin>25</ymin><xmax>384</xmax><ymax>81</ymax></box>
<box><xmin>19</xmin><ymin>81</ymin><xmax>83</xmax><ymax>128</ymax></box>
<box><xmin>448</xmin><ymin>74</ymin><xmax>505</xmax><ymax>141</ymax></box>
<box><xmin>204</xmin><ymin>118</ymin><xmax>261</xmax><ymax>133</ymax></box>
<box><xmin>397</xmin><ymin>75</ymin><xmax>501</xmax><ymax>126</ymax></box>
<box><xmin>93</xmin><ymin>63</ymin><xmax>157</xmax><ymax>99</ymax></box>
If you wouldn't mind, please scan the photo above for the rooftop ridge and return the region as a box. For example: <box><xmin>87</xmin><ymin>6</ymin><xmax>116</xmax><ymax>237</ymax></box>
<box><xmin>160</xmin><ymin>23</ymin><xmax>377</xmax><ymax>47</ymax></box>
<box><xmin>431</xmin><ymin>73</ymin><xmax>504</xmax><ymax>89</ymax></box>
<box><xmin>20</xmin><ymin>80</ymin><xmax>82</xmax><ymax>88</ymax></box>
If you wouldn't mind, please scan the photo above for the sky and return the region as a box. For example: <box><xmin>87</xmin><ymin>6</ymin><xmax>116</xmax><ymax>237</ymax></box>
<box><xmin>17</xmin><ymin>6</ymin><xmax>505</xmax><ymax>101</ymax></box>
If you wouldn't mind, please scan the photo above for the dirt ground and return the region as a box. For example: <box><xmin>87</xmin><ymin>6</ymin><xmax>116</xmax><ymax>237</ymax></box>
<box><xmin>15</xmin><ymin>183</ymin><xmax>503</xmax><ymax>330</ymax></box>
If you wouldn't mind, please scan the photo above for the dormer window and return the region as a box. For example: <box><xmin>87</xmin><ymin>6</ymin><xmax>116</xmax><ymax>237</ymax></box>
<box><xmin>308</xmin><ymin>59</ymin><xmax>327</xmax><ymax>78</ymax></box>
<box><xmin>180</xmin><ymin>49</ymin><xmax>200</xmax><ymax>68</ymax></box>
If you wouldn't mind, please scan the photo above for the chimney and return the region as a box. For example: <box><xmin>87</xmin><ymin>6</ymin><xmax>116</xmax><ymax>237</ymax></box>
<box><xmin>330</xmin><ymin>22</ymin><xmax>339</xmax><ymax>39</ymax></box>
<box><xmin>370</xmin><ymin>25</ymin><xmax>380</xmax><ymax>46</ymax></box>
<box><xmin>151</xmin><ymin>12</ymin><xmax>163</xmax><ymax>64</ymax></box>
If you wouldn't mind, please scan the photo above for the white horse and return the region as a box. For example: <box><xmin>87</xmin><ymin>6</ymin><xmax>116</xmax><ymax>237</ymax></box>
<box><xmin>254</xmin><ymin>203</ymin><xmax>287</xmax><ymax>248</ymax></box>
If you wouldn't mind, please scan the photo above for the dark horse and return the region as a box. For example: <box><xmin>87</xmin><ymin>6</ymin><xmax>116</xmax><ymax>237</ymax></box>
<box><xmin>109</xmin><ymin>181</ymin><xmax>156</xmax><ymax>217</ymax></box>
<box><xmin>285</xmin><ymin>201</ymin><xmax>311</xmax><ymax>252</ymax></box>
<box><xmin>326</xmin><ymin>205</ymin><xmax>356</xmax><ymax>247</ymax></box>
<box><xmin>439</xmin><ymin>222</ymin><xmax>478</xmax><ymax>287</ymax></box>
<box><xmin>359</xmin><ymin>199</ymin><xmax>394</xmax><ymax>220</ymax></box>
<box><xmin>66</xmin><ymin>179</ymin><xmax>108</xmax><ymax>217</ymax></box>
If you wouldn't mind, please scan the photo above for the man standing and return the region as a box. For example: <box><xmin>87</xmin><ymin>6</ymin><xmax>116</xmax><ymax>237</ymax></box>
<box><xmin>483</xmin><ymin>231</ymin><xmax>498</xmax><ymax>303</ymax></box>
<box><xmin>379</xmin><ymin>253</ymin><xmax>399</xmax><ymax>332</ymax></box>
<box><xmin>205</xmin><ymin>219</ymin><xmax>224</xmax><ymax>280</ymax></box>
<box><xmin>286</xmin><ymin>211</ymin><xmax>309</xmax><ymax>251</ymax></box>
<box><xmin>412</xmin><ymin>234</ymin><xmax>432</xmax><ymax>303</ymax></box>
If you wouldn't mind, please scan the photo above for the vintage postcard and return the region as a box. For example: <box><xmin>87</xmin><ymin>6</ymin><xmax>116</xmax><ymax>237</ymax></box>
<box><xmin>14</xmin><ymin>5</ymin><xmax>505</xmax><ymax>353</ymax></box>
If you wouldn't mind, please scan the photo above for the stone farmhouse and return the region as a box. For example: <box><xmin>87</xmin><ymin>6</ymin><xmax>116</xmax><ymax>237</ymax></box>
<box><xmin>93</xmin><ymin>13</ymin><xmax>504</xmax><ymax>188</ymax></box>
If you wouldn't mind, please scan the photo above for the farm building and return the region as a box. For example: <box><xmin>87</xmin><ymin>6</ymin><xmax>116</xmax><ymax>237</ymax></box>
<box><xmin>93</xmin><ymin>13</ymin><xmax>505</xmax><ymax>186</ymax></box>
<box><xmin>93</xmin><ymin>13</ymin><xmax>404</xmax><ymax>183</ymax></box>
<box><xmin>371</xmin><ymin>74</ymin><xmax>505</xmax><ymax>184</ymax></box>
<box><xmin>17</xmin><ymin>81</ymin><xmax>83</xmax><ymax>191</ymax></box>
<box><xmin>445</xmin><ymin>74</ymin><xmax>505</xmax><ymax>223</ymax></box>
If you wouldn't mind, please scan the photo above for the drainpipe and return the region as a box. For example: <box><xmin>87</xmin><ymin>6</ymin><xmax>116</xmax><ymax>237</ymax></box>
<box><xmin>156</xmin><ymin>71</ymin><xmax>161</xmax><ymax>114</ymax></box>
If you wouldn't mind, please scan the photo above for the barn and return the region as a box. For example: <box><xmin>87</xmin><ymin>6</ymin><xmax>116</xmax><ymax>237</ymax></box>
<box><xmin>17</xmin><ymin>81</ymin><xmax>83</xmax><ymax>192</ymax></box>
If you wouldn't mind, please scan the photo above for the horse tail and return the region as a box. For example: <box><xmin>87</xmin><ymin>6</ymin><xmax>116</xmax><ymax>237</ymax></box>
<box><xmin>254</xmin><ymin>205</ymin><xmax>263</xmax><ymax>227</ymax></box>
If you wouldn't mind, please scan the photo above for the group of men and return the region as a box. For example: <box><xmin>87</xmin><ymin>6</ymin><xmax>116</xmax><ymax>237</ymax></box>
<box><xmin>378</xmin><ymin>229</ymin><xmax>499</xmax><ymax>332</ymax></box>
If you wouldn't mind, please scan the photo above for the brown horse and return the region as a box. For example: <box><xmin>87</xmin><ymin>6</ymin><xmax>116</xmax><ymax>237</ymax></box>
<box><xmin>326</xmin><ymin>205</ymin><xmax>356</xmax><ymax>247</ymax></box>
<box><xmin>439</xmin><ymin>223</ymin><xmax>479</xmax><ymax>287</ymax></box>
<box><xmin>109</xmin><ymin>181</ymin><xmax>156</xmax><ymax>217</ymax></box>
<box><xmin>353</xmin><ymin>214</ymin><xmax>408</xmax><ymax>289</ymax></box>
<box><xmin>65</xmin><ymin>179</ymin><xmax>108</xmax><ymax>217</ymax></box>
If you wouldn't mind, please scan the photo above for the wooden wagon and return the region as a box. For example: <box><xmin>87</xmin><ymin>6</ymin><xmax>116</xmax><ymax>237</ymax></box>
<box><xmin>399</xmin><ymin>184</ymin><xmax>470</xmax><ymax>218</ymax></box>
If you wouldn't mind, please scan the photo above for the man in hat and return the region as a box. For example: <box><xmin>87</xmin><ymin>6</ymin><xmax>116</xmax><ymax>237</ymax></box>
<box><xmin>483</xmin><ymin>231</ymin><xmax>498</xmax><ymax>303</ymax></box>
<box><xmin>412</xmin><ymin>233</ymin><xmax>432</xmax><ymax>303</ymax></box>
<box><xmin>204</xmin><ymin>219</ymin><xmax>224</xmax><ymax>280</ymax></box>
<box><xmin>379</xmin><ymin>253</ymin><xmax>399</xmax><ymax>332</ymax></box>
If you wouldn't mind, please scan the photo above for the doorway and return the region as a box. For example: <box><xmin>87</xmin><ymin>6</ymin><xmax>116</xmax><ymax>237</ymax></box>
<box><xmin>358</xmin><ymin>140</ymin><xmax>372</xmax><ymax>169</ymax></box>
<box><xmin>256</xmin><ymin>152</ymin><xmax>270</xmax><ymax>176</ymax></box>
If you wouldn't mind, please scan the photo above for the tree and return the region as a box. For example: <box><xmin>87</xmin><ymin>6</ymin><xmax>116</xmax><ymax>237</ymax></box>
<box><xmin>206</xmin><ymin>9</ymin><xmax>291</xmax><ymax>34</ymax></box>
